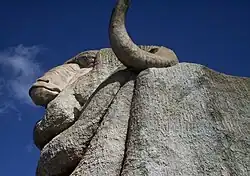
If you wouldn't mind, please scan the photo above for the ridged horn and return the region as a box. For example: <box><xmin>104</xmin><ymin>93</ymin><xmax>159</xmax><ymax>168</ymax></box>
<box><xmin>109</xmin><ymin>0</ymin><xmax>178</xmax><ymax>71</ymax></box>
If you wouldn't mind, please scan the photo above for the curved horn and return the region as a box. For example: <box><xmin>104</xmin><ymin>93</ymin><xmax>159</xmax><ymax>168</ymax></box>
<box><xmin>109</xmin><ymin>0</ymin><xmax>178</xmax><ymax>71</ymax></box>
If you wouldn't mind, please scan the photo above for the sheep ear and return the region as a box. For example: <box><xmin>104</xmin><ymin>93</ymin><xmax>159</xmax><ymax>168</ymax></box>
<box><xmin>154</xmin><ymin>47</ymin><xmax>178</xmax><ymax>61</ymax></box>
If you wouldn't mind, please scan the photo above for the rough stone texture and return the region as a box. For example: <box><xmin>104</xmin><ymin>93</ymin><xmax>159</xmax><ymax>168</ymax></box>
<box><xmin>33</xmin><ymin>46</ymin><xmax>168</xmax><ymax>150</ymax></box>
<box><xmin>36</xmin><ymin>69</ymin><xmax>133</xmax><ymax>176</ymax></box>
<box><xmin>71</xmin><ymin>78</ymin><xmax>135</xmax><ymax>176</ymax></box>
<box><xmin>122</xmin><ymin>63</ymin><xmax>250</xmax><ymax>176</ymax></box>
<box><xmin>33</xmin><ymin>67</ymin><xmax>93</xmax><ymax>150</ymax></box>
<box><xmin>33</xmin><ymin>48</ymin><xmax>122</xmax><ymax>150</ymax></box>
<box><xmin>31</xmin><ymin>49</ymin><xmax>250</xmax><ymax>176</ymax></box>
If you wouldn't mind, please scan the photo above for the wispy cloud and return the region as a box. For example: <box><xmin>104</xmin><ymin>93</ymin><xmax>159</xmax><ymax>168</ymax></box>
<box><xmin>0</xmin><ymin>44</ymin><xmax>44</xmax><ymax>119</ymax></box>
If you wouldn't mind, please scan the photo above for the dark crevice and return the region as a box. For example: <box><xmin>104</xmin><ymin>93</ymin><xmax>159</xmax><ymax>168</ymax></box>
<box><xmin>119</xmin><ymin>74</ymin><xmax>138</xmax><ymax>175</ymax></box>
<box><xmin>76</xmin><ymin>67</ymin><xmax>133</xmax><ymax>116</ymax></box>
<box><xmin>36</xmin><ymin>68</ymin><xmax>135</xmax><ymax>175</ymax></box>
<box><xmin>148</xmin><ymin>47</ymin><xmax>159</xmax><ymax>54</ymax></box>
<box><xmin>119</xmin><ymin>115</ymin><xmax>131</xmax><ymax>176</ymax></box>
<box><xmin>50</xmin><ymin>79</ymin><xmax>124</xmax><ymax>176</ymax></box>
<box><xmin>68</xmin><ymin>69</ymin><xmax>135</xmax><ymax>175</ymax></box>
<box><xmin>51</xmin><ymin>165</ymin><xmax>76</xmax><ymax>176</ymax></box>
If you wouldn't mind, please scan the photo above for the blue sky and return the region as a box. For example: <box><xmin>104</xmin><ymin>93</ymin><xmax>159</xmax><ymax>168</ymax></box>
<box><xmin>0</xmin><ymin>0</ymin><xmax>249</xmax><ymax>175</ymax></box>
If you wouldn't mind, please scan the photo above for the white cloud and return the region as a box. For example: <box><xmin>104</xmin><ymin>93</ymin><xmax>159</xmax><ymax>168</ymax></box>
<box><xmin>0</xmin><ymin>44</ymin><xmax>44</xmax><ymax>119</ymax></box>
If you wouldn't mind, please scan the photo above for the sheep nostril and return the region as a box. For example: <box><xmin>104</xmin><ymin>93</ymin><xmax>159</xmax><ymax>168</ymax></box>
<box><xmin>37</xmin><ymin>79</ymin><xmax>49</xmax><ymax>83</ymax></box>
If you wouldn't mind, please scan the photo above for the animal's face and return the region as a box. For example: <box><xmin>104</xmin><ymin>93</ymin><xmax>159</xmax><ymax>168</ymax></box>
<box><xmin>29</xmin><ymin>63</ymin><xmax>81</xmax><ymax>106</ymax></box>
<box><xmin>29</xmin><ymin>50</ymin><xmax>99</xmax><ymax>107</ymax></box>
<box><xmin>31</xmin><ymin>46</ymin><xmax>179</xmax><ymax>175</ymax></box>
